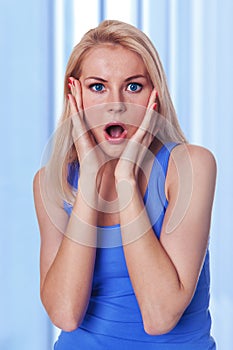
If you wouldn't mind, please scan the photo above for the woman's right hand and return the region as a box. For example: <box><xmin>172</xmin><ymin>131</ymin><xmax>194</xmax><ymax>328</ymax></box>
<box><xmin>67</xmin><ymin>77</ymin><xmax>106</xmax><ymax>190</ymax></box>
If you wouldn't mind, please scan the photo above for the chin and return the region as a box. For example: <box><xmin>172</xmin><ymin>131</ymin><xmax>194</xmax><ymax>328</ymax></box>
<box><xmin>99</xmin><ymin>142</ymin><xmax>126</xmax><ymax>159</ymax></box>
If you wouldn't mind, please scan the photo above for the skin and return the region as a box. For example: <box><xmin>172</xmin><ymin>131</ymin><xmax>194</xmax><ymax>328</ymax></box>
<box><xmin>78</xmin><ymin>44</ymin><xmax>155</xmax><ymax>158</ymax></box>
<box><xmin>69</xmin><ymin>44</ymin><xmax>159</xmax><ymax>224</ymax></box>
<box><xmin>33</xmin><ymin>44</ymin><xmax>217</xmax><ymax>334</ymax></box>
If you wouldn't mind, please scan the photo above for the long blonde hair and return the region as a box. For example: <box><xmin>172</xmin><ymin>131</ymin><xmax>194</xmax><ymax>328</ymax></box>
<box><xmin>45</xmin><ymin>20</ymin><xmax>187</xmax><ymax>206</ymax></box>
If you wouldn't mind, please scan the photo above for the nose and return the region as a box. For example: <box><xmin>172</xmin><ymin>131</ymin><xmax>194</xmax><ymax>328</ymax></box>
<box><xmin>107</xmin><ymin>102</ymin><xmax>126</xmax><ymax>114</ymax></box>
<box><xmin>106</xmin><ymin>90</ymin><xmax>127</xmax><ymax>114</ymax></box>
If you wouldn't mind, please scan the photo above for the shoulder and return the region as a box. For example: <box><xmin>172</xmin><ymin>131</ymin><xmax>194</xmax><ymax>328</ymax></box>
<box><xmin>33</xmin><ymin>167</ymin><xmax>50</xmax><ymax>226</ymax></box>
<box><xmin>186</xmin><ymin>143</ymin><xmax>216</xmax><ymax>166</ymax></box>
<box><xmin>171</xmin><ymin>143</ymin><xmax>216</xmax><ymax>165</ymax></box>
<box><xmin>33</xmin><ymin>167</ymin><xmax>46</xmax><ymax>206</ymax></box>
<box><xmin>33</xmin><ymin>167</ymin><xmax>68</xmax><ymax>233</ymax></box>
<box><xmin>33</xmin><ymin>167</ymin><xmax>49</xmax><ymax>208</ymax></box>
<box><xmin>33</xmin><ymin>167</ymin><xmax>45</xmax><ymax>192</ymax></box>
<box><xmin>166</xmin><ymin>143</ymin><xmax>217</xmax><ymax>200</ymax></box>
<box><xmin>169</xmin><ymin>143</ymin><xmax>216</xmax><ymax>175</ymax></box>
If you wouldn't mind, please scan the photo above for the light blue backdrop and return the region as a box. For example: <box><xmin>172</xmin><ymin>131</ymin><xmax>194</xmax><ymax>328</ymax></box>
<box><xmin>0</xmin><ymin>1</ymin><xmax>54</xmax><ymax>349</ymax></box>
<box><xmin>0</xmin><ymin>1</ymin><xmax>232</xmax><ymax>349</ymax></box>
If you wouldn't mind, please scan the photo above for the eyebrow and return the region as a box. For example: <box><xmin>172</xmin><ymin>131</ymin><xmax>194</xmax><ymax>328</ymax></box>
<box><xmin>84</xmin><ymin>76</ymin><xmax>107</xmax><ymax>82</ymax></box>
<box><xmin>84</xmin><ymin>74</ymin><xmax>147</xmax><ymax>82</ymax></box>
<box><xmin>125</xmin><ymin>74</ymin><xmax>147</xmax><ymax>82</ymax></box>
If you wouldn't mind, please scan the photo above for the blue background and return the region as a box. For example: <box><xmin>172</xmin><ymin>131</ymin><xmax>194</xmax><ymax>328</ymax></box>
<box><xmin>0</xmin><ymin>0</ymin><xmax>232</xmax><ymax>349</ymax></box>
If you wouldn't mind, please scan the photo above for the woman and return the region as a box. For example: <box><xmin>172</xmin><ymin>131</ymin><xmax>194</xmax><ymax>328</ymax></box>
<box><xmin>33</xmin><ymin>20</ymin><xmax>217</xmax><ymax>349</ymax></box>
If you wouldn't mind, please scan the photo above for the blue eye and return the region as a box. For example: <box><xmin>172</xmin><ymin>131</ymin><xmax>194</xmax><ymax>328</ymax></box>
<box><xmin>127</xmin><ymin>83</ymin><xmax>142</xmax><ymax>92</ymax></box>
<box><xmin>90</xmin><ymin>83</ymin><xmax>105</xmax><ymax>92</ymax></box>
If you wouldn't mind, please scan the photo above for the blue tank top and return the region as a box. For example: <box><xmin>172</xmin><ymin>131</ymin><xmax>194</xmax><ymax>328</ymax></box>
<box><xmin>54</xmin><ymin>143</ymin><xmax>216</xmax><ymax>350</ymax></box>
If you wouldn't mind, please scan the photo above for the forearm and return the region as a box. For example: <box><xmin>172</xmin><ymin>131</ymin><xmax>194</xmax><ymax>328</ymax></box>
<box><xmin>41</xmin><ymin>182</ymin><xmax>97</xmax><ymax>331</ymax></box>
<box><xmin>117</xmin><ymin>180</ymin><xmax>190</xmax><ymax>334</ymax></box>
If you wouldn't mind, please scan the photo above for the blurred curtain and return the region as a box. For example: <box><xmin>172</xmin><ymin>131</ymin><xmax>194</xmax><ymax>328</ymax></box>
<box><xmin>0</xmin><ymin>1</ymin><xmax>55</xmax><ymax>349</ymax></box>
<box><xmin>145</xmin><ymin>2</ymin><xmax>233</xmax><ymax>348</ymax></box>
<box><xmin>1</xmin><ymin>1</ymin><xmax>232</xmax><ymax>349</ymax></box>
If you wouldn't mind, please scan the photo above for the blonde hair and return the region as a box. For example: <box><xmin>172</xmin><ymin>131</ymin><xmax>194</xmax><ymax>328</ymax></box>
<box><xmin>45</xmin><ymin>19</ymin><xmax>187</xmax><ymax>205</ymax></box>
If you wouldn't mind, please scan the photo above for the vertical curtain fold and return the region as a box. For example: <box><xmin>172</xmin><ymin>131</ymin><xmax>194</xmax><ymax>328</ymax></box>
<box><xmin>1</xmin><ymin>1</ymin><xmax>231</xmax><ymax>348</ymax></box>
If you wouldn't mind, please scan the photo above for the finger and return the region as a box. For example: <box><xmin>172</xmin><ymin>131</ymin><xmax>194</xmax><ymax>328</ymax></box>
<box><xmin>147</xmin><ymin>88</ymin><xmax>158</xmax><ymax>109</ymax></box>
<box><xmin>68</xmin><ymin>93</ymin><xmax>78</xmax><ymax>116</ymax></box>
<box><xmin>69</xmin><ymin>77</ymin><xmax>84</xmax><ymax>119</ymax></box>
<box><xmin>137</xmin><ymin>89</ymin><xmax>157</xmax><ymax>132</ymax></box>
<box><xmin>133</xmin><ymin>108</ymin><xmax>155</xmax><ymax>140</ymax></box>
<box><xmin>130</xmin><ymin>111</ymin><xmax>157</xmax><ymax>153</ymax></box>
<box><xmin>146</xmin><ymin>89</ymin><xmax>161</xmax><ymax>137</ymax></box>
<box><xmin>67</xmin><ymin>94</ymin><xmax>85</xmax><ymax>137</ymax></box>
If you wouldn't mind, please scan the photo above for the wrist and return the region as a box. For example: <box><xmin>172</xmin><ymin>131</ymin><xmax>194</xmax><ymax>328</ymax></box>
<box><xmin>116</xmin><ymin>177</ymin><xmax>138</xmax><ymax>211</ymax></box>
<box><xmin>65</xmin><ymin>210</ymin><xmax>97</xmax><ymax>247</ymax></box>
<box><xmin>115</xmin><ymin>176</ymin><xmax>137</xmax><ymax>191</ymax></box>
<box><xmin>75</xmin><ymin>175</ymin><xmax>99</xmax><ymax>209</ymax></box>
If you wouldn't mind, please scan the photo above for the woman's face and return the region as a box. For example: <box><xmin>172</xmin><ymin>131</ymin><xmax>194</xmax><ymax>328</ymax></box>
<box><xmin>79</xmin><ymin>44</ymin><xmax>153</xmax><ymax>156</ymax></box>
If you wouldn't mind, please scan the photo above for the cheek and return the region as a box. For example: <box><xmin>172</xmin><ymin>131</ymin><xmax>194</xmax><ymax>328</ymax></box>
<box><xmin>136</xmin><ymin>89</ymin><xmax>153</xmax><ymax>106</ymax></box>
<box><xmin>125</xmin><ymin>104</ymin><xmax>147</xmax><ymax>130</ymax></box>
<box><xmin>81</xmin><ymin>91</ymin><xmax>95</xmax><ymax>110</ymax></box>
<box><xmin>84</xmin><ymin>104</ymin><xmax>106</xmax><ymax>131</ymax></box>
<box><xmin>84</xmin><ymin>104</ymin><xmax>148</xmax><ymax>133</ymax></box>
<box><xmin>81</xmin><ymin>90</ymin><xmax>104</xmax><ymax>129</ymax></box>
<box><xmin>81</xmin><ymin>84</ymin><xmax>104</xmax><ymax>109</ymax></box>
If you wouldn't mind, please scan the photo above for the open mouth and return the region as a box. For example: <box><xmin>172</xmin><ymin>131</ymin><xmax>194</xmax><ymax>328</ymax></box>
<box><xmin>104</xmin><ymin>122</ymin><xmax>127</xmax><ymax>143</ymax></box>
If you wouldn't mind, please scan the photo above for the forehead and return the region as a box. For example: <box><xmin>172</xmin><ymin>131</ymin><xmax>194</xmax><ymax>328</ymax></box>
<box><xmin>80</xmin><ymin>44</ymin><xmax>147</xmax><ymax>77</ymax></box>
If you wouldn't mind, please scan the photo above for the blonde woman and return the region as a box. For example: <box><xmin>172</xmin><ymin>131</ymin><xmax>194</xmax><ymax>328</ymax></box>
<box><xmin>33</xmin><ymin>20</ymin><xmax>217</xmax><ymax>349</ymax></box>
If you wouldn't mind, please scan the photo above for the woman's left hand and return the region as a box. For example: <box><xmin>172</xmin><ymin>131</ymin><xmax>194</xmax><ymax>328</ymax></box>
<box><xmin>114</xmin><ymin>89</ymin><xmax>158</xmax><ymax>183</ymax></box>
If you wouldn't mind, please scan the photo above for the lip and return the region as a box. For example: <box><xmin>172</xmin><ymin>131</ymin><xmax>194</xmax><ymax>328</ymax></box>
<box><xmin>103</xmin><ymin>122</ymin><xmax>128</xmax><ymax>144</ymax></box>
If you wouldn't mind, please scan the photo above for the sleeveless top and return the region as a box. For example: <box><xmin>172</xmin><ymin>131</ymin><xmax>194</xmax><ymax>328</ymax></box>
<box><xmin>54</xmin><ymin>142</ymin><xmax>216</xmax><ymax>350</ymax></box>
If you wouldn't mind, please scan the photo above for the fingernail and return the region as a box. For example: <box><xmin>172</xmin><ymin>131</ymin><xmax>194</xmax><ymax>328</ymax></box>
<box><xmin>153</xmin><ymin>103</ymin><xmax>157</xmax><ymax>111</ymax></box>
<box><xmin>68</xmin><ymin>77</ymin><xmax>72</xmax><ymax>83</ymax></box>
<box><xmin>67</xmin><ymin>94</ymin><xmax>70</xmax><ymax>100</ymax></box>
<box><xmin>68</xmin><ymin>83</ymin><xmax>72</xmax><ymax>90</ymax></box>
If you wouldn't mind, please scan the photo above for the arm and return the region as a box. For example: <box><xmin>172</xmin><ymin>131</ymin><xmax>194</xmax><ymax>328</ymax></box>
<box><xmin>34</xmin><ymin>78</ymin><xmax>106</xmax><ymax>331</ymax></box>
<box><xmin>116</xmin><ymin>144</ymin><xmax>216</xmax><ymax>335</ymax></box>
<box><xmin>33</xmin><ymin>168</ymin><xmax>97</xmax><ymax>332</ymax></box>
